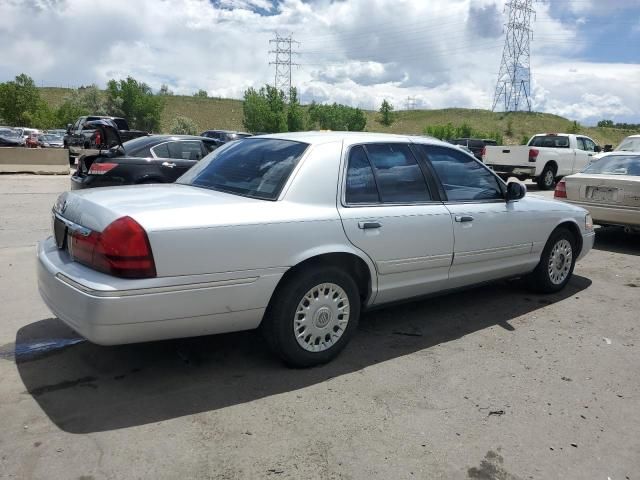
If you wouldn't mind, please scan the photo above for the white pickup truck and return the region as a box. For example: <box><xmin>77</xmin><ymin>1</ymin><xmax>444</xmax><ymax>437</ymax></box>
<box><xmin>483</xmin><ymin>133</ymin><xmax>601</xmax><ymax>190</ymax></box>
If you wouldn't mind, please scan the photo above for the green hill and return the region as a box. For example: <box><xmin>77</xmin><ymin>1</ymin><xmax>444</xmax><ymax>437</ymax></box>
<box><xmin>39</xmin><ymin>87</ymin><xmax>634</xmax><ymax>146</ymax></box>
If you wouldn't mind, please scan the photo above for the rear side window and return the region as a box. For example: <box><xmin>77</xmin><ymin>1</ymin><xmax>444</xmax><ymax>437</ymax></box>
<box><xmin>178</xmin><ymin>138</ymin><xmax>308</xmax><ymax>200</ymax></box>
<box><xmin>365</xmin><ymin>144</ymin><xmax>431</xmax><ymax>203</ymax></box>
<box><xmin>167</xmin><ymin>141</ymin><xmax>203</xmax><ymax>160</ymax></box>
<box><xmin>420</xmin><ymin>145</ymin><xmax>503</xmax><ymax>201</ymax></box>
<box><xmin>151</xmin><ymin>142</ymin><xmax>170</xmax><ymax>158</ymax></box>
<box><xmin>345</xmin><ymin>146</ymin><xmax>379</xmax><ymax>204</ymax></box>
<box><xmin>529</xmin><ymin>136</ymin><xmax>570</xmax><ymax>148</ymax></box>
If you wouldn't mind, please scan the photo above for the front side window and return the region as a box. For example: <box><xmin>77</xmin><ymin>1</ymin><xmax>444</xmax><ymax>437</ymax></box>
<box><xmin>583</xmin><ymin>138</ymin><xmax>596</xmax><ymax>152</ymax></box>
<box><xmin>365</xmin><ymin>143</ymin><xmax>431</xmax><ymax>203</ymax></box>
<box><xmin>576</xmin><ymin>138</ymin><xmax>587</xmax><ymax>150</ymax></box>
<box><xmin>178</xmin><ymin>138</ymin><xmax>308</xmax><ymax>200</ymax></box>
<box><xmin>420</xmin><ymin>145</ymin><xmax>503</xmax><ymax>201</ymax></box>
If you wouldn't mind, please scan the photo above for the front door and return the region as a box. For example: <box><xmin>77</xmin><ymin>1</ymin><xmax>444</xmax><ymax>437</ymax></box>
<box><xmin>337</xmin><ymin>143</ymin><xmax>454</xmax><ymax>305</ymax></box>
<box><xmin>416</xmin><ymin>144</ymin><xmax>537</xmax><ymax>288</ymax></box>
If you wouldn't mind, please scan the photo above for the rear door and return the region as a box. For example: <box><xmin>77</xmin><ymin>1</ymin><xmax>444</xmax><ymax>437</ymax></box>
<box><xmin>337</xmin><ymin>142</ymin><xmax>454</xmax><ymax>304</ymax></box>
<box><xmin>416</xmin><ymin>144</ymin><xmax>537</xmax><ymax>287</ymax></box>
<box><xmin>151</xmin><ymin>140</ymin><xmax>204</xmax><ymax>179</ymax></box>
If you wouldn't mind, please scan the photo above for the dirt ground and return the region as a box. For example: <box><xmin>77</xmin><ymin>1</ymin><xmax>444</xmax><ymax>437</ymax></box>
<box><xmin>0</xmin><ymin>174</ymin><xmax>638</xmax><ymax>480</ymax></box>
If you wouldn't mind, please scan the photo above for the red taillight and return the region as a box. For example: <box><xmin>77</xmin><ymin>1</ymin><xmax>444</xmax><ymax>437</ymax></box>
<box><xmin>70</xmin><ymin>216</ymin><xmax>156</xmax><ymax>278</ymax></box>
<box><xmin>88</xmin><ymin>162</ymin><xmax>118</xmax><ymax>175</ymax></box>
<box><xmin>481</xmin><ymin>146</ymin><xmax>487</xmax><ymax>158</ymax></box>
<box><xmin>94</xmin><ymin>131</ymin><xmax>102</xmax><ymax>146</ymax></box>
<box><xmin>528</xmin><ymin>148</ymin><xmax>539</xmax><ymax>162</ymax></box>
<box><xmin>554</xmin><ymin>179</ymin><xmax>567</xmax><ymax>199</ymax></box>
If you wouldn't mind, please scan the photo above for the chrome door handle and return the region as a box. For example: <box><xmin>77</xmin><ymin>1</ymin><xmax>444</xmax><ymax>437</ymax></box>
<box><xmin>455</xmin><ymin>215</ymin><xmax>474</xmax><ymax>223</ymax></box>
<box><xmin>162</xmin><ymin>162</ymin><xmax>176</xmax><ymax>168</ymax></box>
<box><xmin>358</xmin><ymin>221</ymin><xmax>382</xmax><ymax>229</ymax></box>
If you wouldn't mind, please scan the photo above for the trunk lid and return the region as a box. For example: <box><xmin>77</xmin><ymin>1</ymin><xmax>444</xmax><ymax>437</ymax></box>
<box><xmin>565</xmin><ymin>173</ymin><xmax>640</xmax><ymax>207</ymax></box>
<box><xmin>54</xmin><ymin>184</ymin><xmax>284</xmax><ymax>232</ymax></box>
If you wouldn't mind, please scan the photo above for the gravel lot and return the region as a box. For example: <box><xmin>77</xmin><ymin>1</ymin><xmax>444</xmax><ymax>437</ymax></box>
<box><xmin>0</xmin><ymin>174</ymin><xmax>638</xmax><ymax>480</ymax></box>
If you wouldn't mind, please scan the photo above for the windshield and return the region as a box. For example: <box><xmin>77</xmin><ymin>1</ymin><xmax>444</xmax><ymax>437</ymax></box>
<box><xmin>583</xmin><ymin>155</ymin><xmax>640</xmax><ymax>176</ymax></box>
<box><xmin>616</xmin><ymin>137</ymin><xmax>640</xmax><ymax>152</ymax></box>
<box><xmin>177</xmin><ymin>138</ymin><xmax>309</xmax><ymax>200</ymax></box>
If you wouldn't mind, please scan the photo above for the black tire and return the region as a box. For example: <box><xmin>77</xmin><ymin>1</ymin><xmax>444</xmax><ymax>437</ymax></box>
<box><xmin>526</xmin><ymin>227</ymin><xmax>577</xmax><ymax>293</ymax></box>
<box><xmin>536</xmin><ymin>164</ymin><xmax>557</xmax><ymax>190</ymax></box>
<box><xmin>261</xmin><ymin>266</ymin><xmax>361</xmax><ymax>368</ymax></box>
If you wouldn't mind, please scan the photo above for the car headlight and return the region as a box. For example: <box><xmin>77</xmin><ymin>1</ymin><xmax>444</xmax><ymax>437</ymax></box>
<box><xmin>585</xmin><ymin>213</ymin><xmax>594</xmax><ymax>232</ymax></box>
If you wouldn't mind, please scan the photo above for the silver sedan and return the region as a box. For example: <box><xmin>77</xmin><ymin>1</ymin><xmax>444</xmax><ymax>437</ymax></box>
<box><xmin>38</xmin><ymin>132</ymin><xmax>595</xmax><ymax>367</ymax></box>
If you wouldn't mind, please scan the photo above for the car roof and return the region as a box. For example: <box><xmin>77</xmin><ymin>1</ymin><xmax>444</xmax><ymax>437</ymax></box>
<box><xmin>251</xmin><ymin>131</ymin><xmax>452</xmax><ymax>147</ymax></box>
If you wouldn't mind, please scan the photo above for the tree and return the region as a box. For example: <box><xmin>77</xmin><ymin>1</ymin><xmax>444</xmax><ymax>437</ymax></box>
<box><xmin>287</xmin><ymin>87</ymin><xmax>306</xmax><ymax>132</ymax></box>
<box><xmin>378</xmin><ymin>99</ymin><xmax>395</xmax><ymax>126</ymax></box>
<box><xmin>308</xmin><ymin>102</ymin><xmax>367</xmax><ymax>131</ymax></box>
<box><xmin>159</xmin><ymin>84</ymin><xmax>174</xmax><ymax>96</ymax></box>
<box><xmin>242</xmin><ymin>85</ymin><xmax>287</xmax><ymax>133</ymax></box>
<box><xmin>169</xmin><ymin>115</ymin><xmax>198</xmax><ymax>135</ymax></box>
<box><xmin>597</xmin><ymin>119</ymin><xmax>614</xmax><ymax>128</ymax></box>
<box><xmin>569</xmin><ymin>120</ymin><xmax>580</xmax><ymax>134</ymax></box>
<box><xmin>0</xmin><ymin>73</ymin><xmax>41</xmax><ymax>126</ymax></box>
<box><xmin>194</xmin><ymin>89</ymin><xmax>208</xmax><ymax>98</ymax></box>
<box><xmin>55</xmin><ymin>85</ymin><xmax>107</xmax><ymax>126</ymax></box>
<box><xmin>105</xmin><ymin>77</ymin><xmax>165</xmax><ymax>132</ymax></box>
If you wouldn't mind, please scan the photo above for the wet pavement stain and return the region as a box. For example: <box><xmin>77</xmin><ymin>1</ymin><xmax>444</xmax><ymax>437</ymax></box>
<box><xmin>28</xmin><ymin>376</ymin><xmax>98</xmax><ymax>396</ymax></box>
<box><xmin>468</xmin><ymin>450</ymin><xmax>521</xmax><ymax>480</ymax></box>
<box><xmin>0</xmin><ymin>337</ymin><xmax>85</xmax><ymax>362</ymax></box>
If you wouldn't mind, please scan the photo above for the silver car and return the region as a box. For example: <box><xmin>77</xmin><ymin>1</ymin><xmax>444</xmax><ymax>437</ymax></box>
<box><xmin>38</xmin><ymin>132</ymin><xmax>595</xmax><ymax>367</ymax></box>
<box><xmin>556</xmin><ymin>152</ymin><xmax>640</xmax><ymax>232</ymax></box>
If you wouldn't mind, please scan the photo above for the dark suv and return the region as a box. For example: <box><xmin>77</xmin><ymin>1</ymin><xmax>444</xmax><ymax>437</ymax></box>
<box><xmin>450</xmin><ymin>138</ymin><xmax>497</xmax><ymax>161</ymax></box>
<box><xmin>200</xmin><ymin>130</ymin><xmax>252</xmax><ymax>143</ymax></box>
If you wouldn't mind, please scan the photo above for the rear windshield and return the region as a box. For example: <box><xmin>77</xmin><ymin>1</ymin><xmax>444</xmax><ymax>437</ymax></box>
<box><xmin>529</xmin><ymin>135</ymin><xmax>570</xmax><ymax>148</ymax></box>
<box><xmin>616</xmin><ymin>138</ymin><xmax>640</xmax><ymax>152</ymax></box>
<box><xmin>583</xmin><ymin>155</ymin><xmax>640</xmax><ymax>176</ymax></box>
<box><xmin>177</xmin><ymin>138</ymin><xmax>309</xmax><ymax>200</ymax></box>
<box><xmin>112</xmin><ymin>118</ymin><xmax>128</xmax><ymax>130</ymax></box>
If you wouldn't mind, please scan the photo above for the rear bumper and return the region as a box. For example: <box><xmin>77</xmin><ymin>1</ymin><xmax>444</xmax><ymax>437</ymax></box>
<box><xmin>37</xmin><ymin>237</ymin><xmax>281</xmax><ymax>345</ymax></box>
<box><xmin>566</xmin><ymin>200</ymin><xmax>640</xmax><ymax>228</ymax></box>
<box><xmin>70</xmin><ymin>173</ymin><xmax>122</xmax><ymax>190</ymax></box>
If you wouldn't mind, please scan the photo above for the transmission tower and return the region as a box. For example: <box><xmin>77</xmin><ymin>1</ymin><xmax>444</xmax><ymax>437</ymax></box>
<box><xmin>406</xmin><ymin>96</ymin><xmax>417</xmax><ymax>110</ymax></box>
<box><xmin>492</xmin><ymin>0</ymin><xmax>535</xmax><ymax>112</ymax></box>
<box><xmin>269</xmin><ymin>33</ymin><xmax>299</xmax><ymax>99</ymax></box>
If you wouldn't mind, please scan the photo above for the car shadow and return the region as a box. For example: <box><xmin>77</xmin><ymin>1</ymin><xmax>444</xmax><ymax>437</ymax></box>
<box><xmin>14</xmin><ymin>276</ymin><xmax>591</xmax><ymax>434</ymax></box>
<box><xmin>593</xmin><ymin>226</ymin><xmax>640</xmax><ymax>256</ymax></box>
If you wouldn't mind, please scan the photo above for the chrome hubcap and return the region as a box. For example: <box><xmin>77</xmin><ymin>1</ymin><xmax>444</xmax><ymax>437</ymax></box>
<box><xmin>545</xmin><ymin>170</ymin><xmax>554</xmax><ymax>186</ymax></box>
<box><xmin>548</xmin><ymin>239</ymin><xmax>573</xmax><ymax>285</ymax></box>
<box><xmin>294</xmin><ymin>283</ymin><xmax>350</xmax><ymax>352</ymax></box>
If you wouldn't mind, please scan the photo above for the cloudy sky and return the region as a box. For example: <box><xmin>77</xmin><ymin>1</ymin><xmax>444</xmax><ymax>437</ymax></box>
<box><xmin>0</xmin><ymin>0</ymin><xmax>638</xmax><ymax>125</ymax></box>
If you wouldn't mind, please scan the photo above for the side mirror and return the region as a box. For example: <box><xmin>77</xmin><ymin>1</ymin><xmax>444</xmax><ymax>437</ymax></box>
<box><xmin>506</xmin><ymin>181</ymin><xmax>526</xmax><ymax>201</ymax></box>
<box><xmin>594</xmin><ymin>145</ymin><xmax>602</xmax><ymax>153</ymax></box>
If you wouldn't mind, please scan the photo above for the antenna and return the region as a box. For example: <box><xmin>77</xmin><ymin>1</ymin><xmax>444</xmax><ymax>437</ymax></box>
<box><xmin>492</xmin><ymin>0</ymin><xmax>536</xmax><ymax>112</ymax></box>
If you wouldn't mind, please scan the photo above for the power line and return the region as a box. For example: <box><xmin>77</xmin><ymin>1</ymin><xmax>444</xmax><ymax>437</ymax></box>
<box><xmin>269</xmin><ymin>32</ymin><xmax>299</xmax><ymax>99</ymax></box>
<box><xmin>492</xmin><ymin>0</ymin><xmax>536</xmax><ymax>112</ymax></box>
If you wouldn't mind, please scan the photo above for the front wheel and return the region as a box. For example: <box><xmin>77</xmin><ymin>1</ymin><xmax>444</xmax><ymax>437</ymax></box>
<box><xmin>526</xmin><ymin>227</ymin><xmax>577</xmax><ymax>293</ymax></box>
<box><xmin>262</xmin><ymin>267</ymin><xmax>360</xmax><ymax>368</ymax></box>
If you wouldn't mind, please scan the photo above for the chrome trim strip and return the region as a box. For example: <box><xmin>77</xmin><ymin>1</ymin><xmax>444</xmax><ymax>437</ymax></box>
<box><xmin>55</xmin><ymin>274</ymin><xmax>259</xmax><ymax>298</ymax></box>
<box><xmin>52</xmin><ymin>211</ymin><xmax>92</xmax><ymax>237</ymax></box>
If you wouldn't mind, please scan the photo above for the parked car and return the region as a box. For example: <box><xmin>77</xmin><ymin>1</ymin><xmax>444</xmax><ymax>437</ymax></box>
<box><xmin>483</xmin><ymin>133</ymin><xmax>601</xmax><ymax>190</ymax></box>
<box><xmin>65</xmin><ymin>116</ymin><xmax>148</xmax><ymax>164</ymax></box>
<box><xmin>593</xmin><ymin>134</ymin><xmax>640</xmax><ymax>161</ymax></box>
<box><xmin>200</xmin><ymin>129</ymin><xmax>252</xmax><ymax>143</ymax></box>
<box><xmin>555</xmin><ymin>152</ymin><xmax>640</xmax><ymax>233</ymax></box>
<box><xmin>25</xmin><ymin>132</ymin><xmax>40</xmax><ymax>148</ymax></box>
<box><xmin>71</xmin><ymin>121</ymin><xmax>220</xmax><ymax>189</ymax></box>
<box><xmin>47</xmin><ymin>129</ymin><xmax>68</xmax><ymax>137</ymax></box>
<box><xmin>13</xmin><ymin>127</ymin><xmax>39</xmax><ymax>140</ymax></box>
<box><xmin>450</xmin><ymin>138</ymin><xmax>497</xmax><ymax>161</ymax></box>
<box><xmin>0</xmin><ymin>128</ymin><xmax>25</xmax><ymax>147</ymax></box>
<box><xmin>38</xmin><ymin>132</ymin><xmax>594</xmax><ymax>367</ymax></box>
<box><xmin>38</xmin><ymin>133</ymin><xmax>64</xmax><ymax>148</ymax></box>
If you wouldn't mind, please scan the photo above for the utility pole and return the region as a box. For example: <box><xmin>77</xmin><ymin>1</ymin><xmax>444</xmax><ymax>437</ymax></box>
<box><xmin>492</xmin><ymin>0</ymin><xmax>535</xmax><ymax>112</ymax></box>
<box><xmin>405</xmin><ymin>96</ymin><xmax>416</xmax><ymax>110</ymax></box>
<box><xmin>269</xmin><ymin>33</ymin><xmax>299</xmax><ymax>100</ymax></box>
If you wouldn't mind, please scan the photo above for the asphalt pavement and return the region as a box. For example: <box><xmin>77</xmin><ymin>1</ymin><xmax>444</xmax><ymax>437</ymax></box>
<box><xmin>0</xmin><ymin>175</ymin><xmax>638</xmax><ymax>479</ymax></box>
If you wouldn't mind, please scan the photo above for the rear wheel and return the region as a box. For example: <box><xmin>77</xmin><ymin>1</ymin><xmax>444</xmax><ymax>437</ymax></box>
<box><xmin>262</xmin><ymin>267</ymin><xmax>360</xmax><ymax>368</ymax></box>
<box><xmin>526</xmin><ymin>227</ymin><xmax>576</xmax><ymax>293</ymax></box>
<box><xmin>536</xmin><ymin>165</ymin><xmax>557</xmax><ymax>190</ymax></box>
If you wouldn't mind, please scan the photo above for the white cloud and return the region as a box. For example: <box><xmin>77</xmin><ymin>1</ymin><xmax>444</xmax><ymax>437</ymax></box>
<box><xmin>0</xmin><ymin>0</ymin><xmax>637</xmax><ymax>124</ymax></box>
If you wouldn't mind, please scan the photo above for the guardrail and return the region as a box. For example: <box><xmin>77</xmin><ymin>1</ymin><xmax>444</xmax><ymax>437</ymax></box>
<box><xmin>0</xmin><ymin>148</ymin><xmax>69</xmax><ymax>174</ymax></box>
